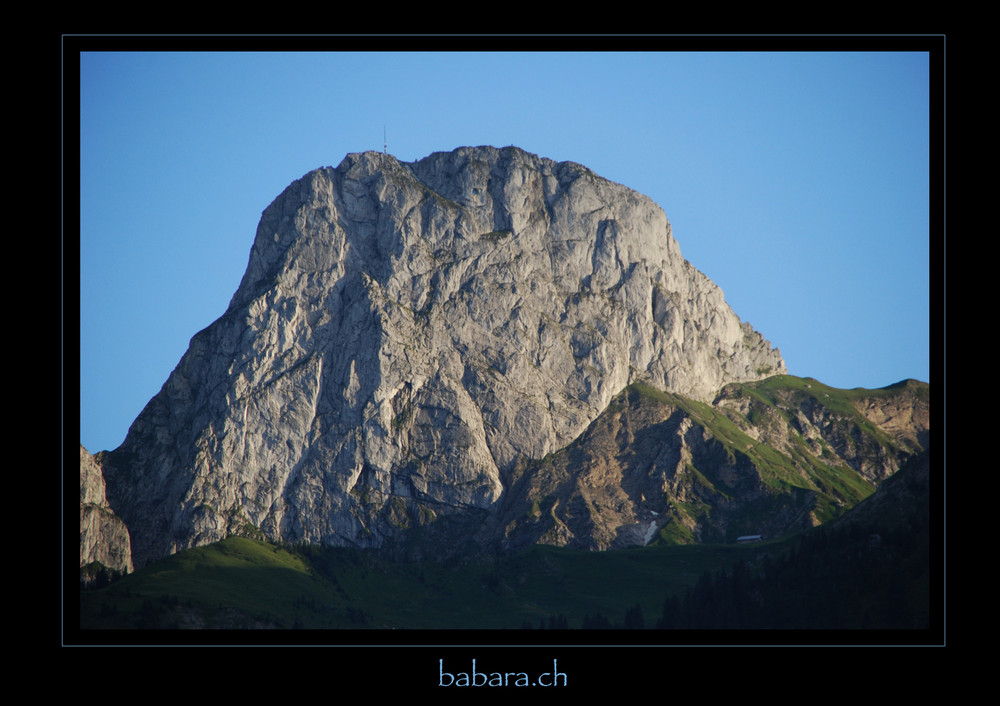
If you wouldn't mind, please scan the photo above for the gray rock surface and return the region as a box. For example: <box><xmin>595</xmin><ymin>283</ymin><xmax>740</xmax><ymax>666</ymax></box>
<box><xmin>80</xmin><ymin>445</ymin><xmax>134</xmax><ymax>574</ymax></box>
<box><xmin>493</xmin><ymin>376</ymin><xmax>928</xmax><ymax>552</ymax></box>
<box><xmin>101</xmin><ymin>146</ymin><xmax>785</xmax><ymax>568</ymax></box>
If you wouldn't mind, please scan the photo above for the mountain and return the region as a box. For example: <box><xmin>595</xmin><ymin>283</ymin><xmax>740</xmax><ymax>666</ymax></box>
<box><xmin>79</xmin><ymin>445</ymin><xmax>133</xmax><ymax>581</ymax></box>
<box><xmin>78</xmin><ymin>446</ymin><xmax>932</xmax><ymax>631</ymax></box>
<box><xmin>87</xmin><ymin>146</ymin><xmax>925</xmax><ymax>573</ymax></box>
<box><xmin>487</xmin><ymin>375</ymin><xmax>927</xmax><ymax>554</ymax></box>
<box><xmin>80</xmin><ymin>442</ymin><xmax>928</xmax><ymax>628</ymax></box>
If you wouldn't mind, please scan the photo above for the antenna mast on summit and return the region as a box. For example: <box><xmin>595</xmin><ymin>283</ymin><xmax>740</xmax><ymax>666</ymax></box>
<box><xmin>383</xmin><ymin>126</ymin><xmax>387</xmax><ymax>154</ymax></box>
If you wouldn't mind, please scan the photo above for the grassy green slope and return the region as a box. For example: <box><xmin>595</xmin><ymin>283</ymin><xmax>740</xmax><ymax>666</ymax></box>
<box><xmin>628</xmin><ymin>378</ymin><xmax>880</xmax><ymax>533</ymax></box>
<box><xmin>80</xmin><ymin>536</ymin><xmax>776</xmax><ymax>631</ymax></box>
<box><xmin>79</xmin><ymin>537</ymin><xmax>346</xmax><ymax>629</ymax></box>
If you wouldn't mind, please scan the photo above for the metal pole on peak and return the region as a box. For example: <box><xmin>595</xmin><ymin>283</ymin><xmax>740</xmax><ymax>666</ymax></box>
<box><xmin>384</xmin><ymin>126</ymin><xmax>387</xmax><ymax>154</ymax></box>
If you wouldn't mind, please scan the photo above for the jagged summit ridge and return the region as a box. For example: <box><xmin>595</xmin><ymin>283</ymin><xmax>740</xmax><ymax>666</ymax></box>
<box><xmin>102</xmin><ymin>145</ymin><xmax>785</xmax><ymax>567</ymax></box>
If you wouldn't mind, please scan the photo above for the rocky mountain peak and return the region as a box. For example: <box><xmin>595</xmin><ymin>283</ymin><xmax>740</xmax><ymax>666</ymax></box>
<box><xmin>100</xmin><ymin>145</ymin><xmax>786</xmax><ymax>568</ymax></box>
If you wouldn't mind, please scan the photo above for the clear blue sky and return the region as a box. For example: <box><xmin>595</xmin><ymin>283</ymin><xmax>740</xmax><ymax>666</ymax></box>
<box><xmin>76</xmin><ymin>43</ymin><xmax>935</xmax><ymax>454</ymax></box>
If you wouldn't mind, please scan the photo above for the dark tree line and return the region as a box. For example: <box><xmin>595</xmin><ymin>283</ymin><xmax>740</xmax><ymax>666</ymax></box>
<box><xmin>526</xmin><ymin>605</ymin><xmax>645</xmax><ymax>630</ymax></box>
<box><xmin>655</xmin><ymin>511</ymin><xmax>930</xmax><ymax>630</ymax></box>
<box><xmin>579</xmin><ymin>604</ymin><xmax>645</xmax><ymax>630</ymax></box>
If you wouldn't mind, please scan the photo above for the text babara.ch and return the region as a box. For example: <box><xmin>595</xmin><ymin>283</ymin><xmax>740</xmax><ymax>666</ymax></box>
<box><xmin>438</xmin><ymin>659</ymin><xmax>567</xmax><ymax>688</ymax></box>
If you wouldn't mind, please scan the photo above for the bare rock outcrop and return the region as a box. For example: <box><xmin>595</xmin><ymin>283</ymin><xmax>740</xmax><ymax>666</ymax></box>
<box><xmin>100</xmin><ymin>146</ymin><xmax>785</xmax><ymax>567</ymax></box>
<box><xmin>80</xmin><ymin>445</ymin><xmax>133</xmax><ymax>576</ymax></box>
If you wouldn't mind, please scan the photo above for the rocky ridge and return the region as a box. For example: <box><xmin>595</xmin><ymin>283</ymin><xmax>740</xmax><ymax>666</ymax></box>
<box><xmin>80</xmin><ymin>445</ymin><xmax>134</xmax><ymax>577</ymax></box>
<box><xmin>99</xmin><ymin>145</ymin><xmax>790</xmax><ymax>568</ymax></box>
<box><xmin>488</xmin><ymin>375</ymin><xmax>928</xmax><ymax>553</ymax></box>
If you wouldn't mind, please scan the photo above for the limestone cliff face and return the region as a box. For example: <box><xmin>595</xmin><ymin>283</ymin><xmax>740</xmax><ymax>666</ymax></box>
<box><xmin>101</xmin><ymin>146</ymin><xmax>785</xmax><ymax>568</ymax></box>
<box><xmin>80</xmin><ymin>445</ymin><xmax>133</xmax><ymax>575</ymax></box>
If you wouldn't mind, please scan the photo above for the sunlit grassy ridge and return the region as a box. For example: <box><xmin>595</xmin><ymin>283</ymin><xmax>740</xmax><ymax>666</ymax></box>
<box><xmin>79</xmin><ymin>537</ymin><xmax>339</xmax><ymax>628</ymax></box>
<box><xmin>728</xmin><ymin>374</ymin><xmax>924</xmax><ymax>447</ymax></box>
<box><xmin>627</xmin><ymin>376</ymin><xmax>884</xmax><ymax>530</ymax></box>
<box><xmin>712</xmin><ymin>375</ymin><xmax>927</xmax><ymax>522</ymax></box>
